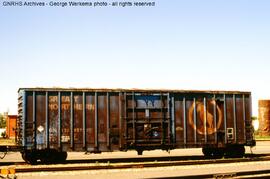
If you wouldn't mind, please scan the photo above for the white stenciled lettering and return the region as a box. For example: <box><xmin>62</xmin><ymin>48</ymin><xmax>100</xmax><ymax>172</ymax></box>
<box><xmin>74</xmin><ymin>96</ymin><xmax>80</xmax><ymax>103</ymax></box>
<box><xmin>86</xmin><ymin>104</ymin><xmax>95</xmax><ymax>111</ymax></box>
<box><xmin>49</xmin><ymin>104</ymin><xmax>58</xmax><ymax>110</ymax></box>
<box><xmin>62</xmin><ymin>96</ymin><xmax>70</xmax><ymax>102</ymax></box>
<box><xmin>49</xmin><ymin>96</ymin><xmax>58</xmax><ymax>103</ymax></box>
<box><xmin>74</xmin><ymin>104</ymin><xmax>82</xmax><ymax>110</ymax></box>
<box><xmin>61</xmin><ymin>104</ymin><xmax>70</xmax><ymax>110</ymax></box>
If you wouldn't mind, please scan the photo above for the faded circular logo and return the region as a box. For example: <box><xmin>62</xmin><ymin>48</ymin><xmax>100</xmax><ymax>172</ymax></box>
<box><xmin>188</xmin><ymin>100</ymin><xmax>223</xmax><ymax>135</ymax></box>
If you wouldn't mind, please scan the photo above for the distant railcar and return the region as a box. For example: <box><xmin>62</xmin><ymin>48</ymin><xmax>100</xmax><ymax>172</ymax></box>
<box><xmin>17</xmin><ymin>88</ymin><xmax>255</xmax><ymax>164</ymax></box>
<box><xmin>258</xmin><ymin>100</ymin><xmax>270</xmax><ymax>136</ymax></box>
<box><xmin>6</xmin><ymin>115</ymin><xmax>17</xmax><ymax>138</ymax></box>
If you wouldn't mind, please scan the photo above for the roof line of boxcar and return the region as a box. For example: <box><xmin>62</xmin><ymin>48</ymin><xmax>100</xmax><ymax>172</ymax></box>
<box><xmin>18</xmin><ymin>88</ymin><xmax>251</xmax><ymax>95</ymax></box>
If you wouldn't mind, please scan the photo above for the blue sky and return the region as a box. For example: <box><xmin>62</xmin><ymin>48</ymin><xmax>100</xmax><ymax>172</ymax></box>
<box><xmin>0</xmin><ymin>0</ymin><xmax>270</xmax><ymax>115</ymax></box>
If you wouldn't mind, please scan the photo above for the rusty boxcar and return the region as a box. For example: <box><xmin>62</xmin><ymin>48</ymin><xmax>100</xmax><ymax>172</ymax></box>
<box><xmin>17</xmin><ymin>88</ymin><xmax>255</xmax><ymax>164</ymax></box>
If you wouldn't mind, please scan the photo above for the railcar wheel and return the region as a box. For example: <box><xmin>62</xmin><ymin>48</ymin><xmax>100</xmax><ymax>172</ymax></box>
<box><xmin>202</xmin><ymin>148</ymin><xmax>224</xmax><ymax>159</ymax></box>
<box><xmin>55</xmin><ymin>152</ymin><xmax>67</xmax><ymax>162</ymax></box>
<box><xmin>237</xmin><ymin>145</ymin><xmax>245</xmax><ymax>157</ymax></box>
<box><xmin>225</xmin><ymin>145</ymin><xmax>245</xmax><ymax>158</ymax></box>
<box><xmin>21</xmin><ymin>152</ymin><xmax>26</xmax><ymax>161</ymax></box>
<box><xmin>213</xmin><ymin>148</ymin><xmax>224</xmax><ymax>159</ymax></box>
<box><xmin>202</xmin><ymin>148</ymin><xmax>212</xmax><ymax>157</ymax></box>
<box><xmin>39</xmin><ymin>150</ymin><xmax>67</xmax><ymax>163</ymax></box>
<box><xmin>40</xmin><ymin>150</ymin><xmax>57</xmax><ymax>164</ymax></box>
<box><xmin>22</xmin><ymin>151</ymin><xmax>38</xmax><ymax>165</ymax></box>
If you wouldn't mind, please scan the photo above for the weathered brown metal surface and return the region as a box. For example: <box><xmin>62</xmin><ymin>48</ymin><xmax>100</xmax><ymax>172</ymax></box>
<box><xmin>17</xmin><ymin>88</ymin><xmax>254</xmax><ymax>152</ymax></box>
<box><xmin>173</xmin><ymin>94</ymin><xmax>252</xmax><ymax>148</ymax></box>
<box><xmin>48</xmin><ymin>92</ymin><xmax>59</xmax><ymax>149</ymax></box>
<box><xmin>258</xmin><ymin>100</ymin><xmax>270</xmax><ymax>136</ymax></box>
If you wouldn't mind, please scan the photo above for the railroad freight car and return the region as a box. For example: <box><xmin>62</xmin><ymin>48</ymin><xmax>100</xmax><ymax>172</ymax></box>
<box><xmin>17</xmin><ymin>88</ymin><xmax>255</xmax><ymax>164</ymax></box>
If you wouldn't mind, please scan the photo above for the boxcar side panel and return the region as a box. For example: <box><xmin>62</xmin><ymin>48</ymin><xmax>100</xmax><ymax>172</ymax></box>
<box><xmin>48</xmin><ymin>92</ymin><xmax>59</xmax><ymax>149</ymax></box>
<box><xmin>173</xmin><ymin>93</ymin><xmax>251</xmax><ymax>148</ymax></box>
<box><xmin>205</xmin><ymin>98</ymin><xmax>216</xmax><ymax>144</ymax></box>
<box><xmin>61</xmin><ymin>93</ymin><xmax>71</xmax><ymax>151</ymax></box>
<box><xmin>97</xmin><ymin>93</ymin><xmax>108</xmax><ymax>151</ymax></box>
<box><xmin>225</xmin><ymin>95</ymin><xmax>235</xmax><ymax>143</ymax></box>
<box><xmin>73</xmin><ymin>93</ymin><xmax>83</xmax><ymax>150</ymax></box>
<box><xmin>245</xmin><ymin>95</ymin><xmax>254</xmax><ymax>145</ymax></box>
<box><xmin>185</xmin><ymin>99</ymin><xmax>195</xmax><ymax>146</ymax></box>
<box><xmin>86</xmin><ymin>93</ymin><xmax>95</xmax><ymax>151</ymax></box>
<box><xmin>174</xmin><ymin>97</ymin><xmax>184</xmax><ymax>146</ymax></box>
<box><xmin>36</xmin><ymin>92</ymin><xmax>46</xmax><ymax>150</ymax></box>
<box><xmin>215</xmin><ymin>95</ymin><xmax>225</xmax><ymax>145</ymax></box>
<box><xmin>25</xmin><ymin>92</ymin><xmax>33</xmax><ymax>149</ymax></box>
<box><xmin>18</xmin><ymin>88</ymin><xmax>254</xmax><ymax>153</ymax></box>
<box><xmin>109</xmin><ymin>93</ymin><xmax>121</xmax><ymax>151</ymax></box>
<box><xmin>235</xmin><ymin>95</ymin><xmax>245</xmax><ymax>143</ymax></box>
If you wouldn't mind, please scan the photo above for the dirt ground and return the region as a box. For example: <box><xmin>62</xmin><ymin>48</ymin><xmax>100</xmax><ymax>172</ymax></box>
<box><xmin>15</xmin><ymin>160</ymin><xmax>270</xmax><ymax>179</ymax></box>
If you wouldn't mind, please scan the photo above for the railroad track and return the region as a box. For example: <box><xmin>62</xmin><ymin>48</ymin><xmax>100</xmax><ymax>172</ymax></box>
<box><xmin>1</xmin><ymin>153</ymin><xmax>269</xmax><ymax>166</ymax></box>
<box><xmin>150</xmin><ymin>169</ymin><xmax>270</xmax><ymax>179</ymax></box>
<box><xmin>4</xmin><ymin>153</ymin><xmax>270</xmax><ymax>173</ymax></box>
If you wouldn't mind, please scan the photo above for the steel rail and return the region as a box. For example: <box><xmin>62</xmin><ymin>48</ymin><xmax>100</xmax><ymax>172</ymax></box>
<box><xmin>150</xmin><ymin>169</ymin><xmax>270</xmax><ymax>179</ymax></box>
<box><xmin>1</xmin><ymin>153</ymin><xmax>270</xmax><ymax>166</ymax></box>
<box><xmin>10</xmin><ymin>154</ymin><xmax>270</xmax><ymax>173</ymax></box>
